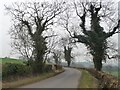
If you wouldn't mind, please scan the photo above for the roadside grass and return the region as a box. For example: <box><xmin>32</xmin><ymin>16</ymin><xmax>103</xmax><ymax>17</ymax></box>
<box><xmin>0</xmin><ymin>81</ymin><xmax>1</xmax><ymax>90</ymax></box>
<box><xmin>2</xmin><ymin>69</ymin><xmax>64</xmax><ymax>88</ymax></box>
<box><xmin>0</xmin><ymin>58</ymin><xmax>1</xmax><ymax>63</ymax></box>
<box><xmin>78</xmin><ymin>69</ymin><xmax>98</xmax><ymax>88</ymax></box>
<box><xmin>0</xmin><ymin>62</ymin><xmax>1</xmax><ymax>90</ymax></box>
<box><xmin>0</xmin><ymin>58</ymin><xmax>25</xmax><ymax>64</ymax></box>
<box><xmin>0</xmin><ymin>62</ymin><xmax>2</xmax><ymax>82</ymax></box>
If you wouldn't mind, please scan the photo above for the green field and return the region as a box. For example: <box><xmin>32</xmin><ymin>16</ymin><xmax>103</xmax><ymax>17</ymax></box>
<box><xmin>0</xmin><ymin>58</ymin><xmax>25</xmax><ymax>64</ymax></box>
<box><xmin>104</xmin><ymin>70</ymin><xmax>120</xmax><ymax>79</ymax></box>
<box><xmin>110</xmin><ymin>71</ymin><xmax>120</xmax><ymax>79</ymax></box>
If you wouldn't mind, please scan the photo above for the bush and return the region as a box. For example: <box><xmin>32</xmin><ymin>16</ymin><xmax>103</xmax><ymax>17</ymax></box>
<box><xmin>2</xmin><ymin>63</ymin><xmax>32</xmax><ymax>80</ymax></box>
<box><xmin>2</xmin><ymin>61</ymin><xmax>60</xmax><ymax>81</ymax></box>
<box><xmin>44</xmin><ymin>64</ymin><xmax>53</xmax><ymax>72</ymax></box>
<box><xmin>54</xmin><ymin>64</ymin><xmax>62</xmax><ymax>70</ymax></box>
<box><xmin>56</xmin><ymin>65</ymin><xmax>62</xmax><ymax>70</ymax></box>
<box><xmin>86</xmin><ymin>68</ymin><xmax>120</xmax><ymax>88</ymax></box>
<box><xmin>26</xmin><ymin>61</ymin><xmax>53</xmax><ymax>73</ymax></box>
<box><xmin>27</xmin><ymin>60</ymin><xmax>45</xmax><ymax>74</ymax></box>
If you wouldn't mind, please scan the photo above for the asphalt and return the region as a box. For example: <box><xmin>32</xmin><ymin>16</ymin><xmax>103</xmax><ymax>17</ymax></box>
<box><xmin>20</xmin><ymin>67</ymin><xmax>81</xmax><ymax>88</ymax></box>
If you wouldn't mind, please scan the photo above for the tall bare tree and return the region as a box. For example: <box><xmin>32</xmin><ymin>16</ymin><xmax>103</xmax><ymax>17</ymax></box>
<box><xmin>72</xmin><ymin>1</ymin><xmax>119</xmax><ymax>71</ymax></box>
<box><xmin>6</xmin><ymin>1</ymin><xmax>66</xmax><ymax>72</ymax></box>
<box><xmin>58</xmin><ymin>6</ymin><xmax>77</xmax><ymax>67</ymax></box>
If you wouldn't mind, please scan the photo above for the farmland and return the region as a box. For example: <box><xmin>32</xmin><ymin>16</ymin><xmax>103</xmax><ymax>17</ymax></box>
<box><xmin>103</xmin><ymin>70</ymin><xmax>120</xmax><ymax>79</ymax></box>
<box><xmin>0</xmin><ymin>58</ymin><xmax>25</xmax><ymax>64</ymax></box>
<box><xmin>109</xmin><ymin>71</ymin><xmax>120</xmax><ymax>79</ymax></box>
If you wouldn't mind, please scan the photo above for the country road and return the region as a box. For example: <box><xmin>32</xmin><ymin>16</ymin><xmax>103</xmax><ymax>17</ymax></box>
<box><xmin>20</xmin><ymin>67</ymin><xmax>81</xmax><ymax>88</ymax></box>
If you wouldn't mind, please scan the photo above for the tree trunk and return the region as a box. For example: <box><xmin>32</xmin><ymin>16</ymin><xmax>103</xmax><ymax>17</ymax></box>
<box><xmin>93</xmin><ymin>55</ymin><xmax>102</xmax><ymax>71</ymax></box>
<box><xmin>64</xmin><ymin>46</ymin><xmax>72</xmax><ymax>67</ymax></box>
<box><xmin>67</xmin><ymin>60</ymin><xmax>71</xmax><ymax>67</ymax></box>
<box><xmin>32</xmin><ymin>35</ymin><xmax>47</xmax><ymax>73</ymax></box>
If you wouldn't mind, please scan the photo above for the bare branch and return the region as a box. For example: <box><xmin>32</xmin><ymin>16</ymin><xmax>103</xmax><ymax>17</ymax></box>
<box><xmin>106</xmin><ymin>20</ymin><xmax>120</xmax><ymax>38</ymax></box>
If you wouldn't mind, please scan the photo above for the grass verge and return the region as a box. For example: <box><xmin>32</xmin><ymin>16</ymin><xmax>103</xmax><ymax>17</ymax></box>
<box><xmin>78</xmin><ymin>69</ymin><xmax>98</xmax><ymax>88</ymax></box>
<box><xmin>2</xmin><ymin>69</ymin><xmax>64</xmax><ymax>88</ymax></box>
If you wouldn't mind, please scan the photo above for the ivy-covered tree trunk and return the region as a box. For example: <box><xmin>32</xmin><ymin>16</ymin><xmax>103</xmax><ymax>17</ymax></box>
<box><xmin>64</xmin><ymin>46</ymin><xmax>72</xmax><ymax>67</ymax></box>
<box><xmin>32</xmin><ymin>34</ymin><xmax>47</xmax><ymax>72</ymax></box>
<box><xmin>73</xmin><ymin>3</ymin><xmax>119</xmax><ymax>71</ymax></box>
<box><xmin>67</xmin><ymin>61</ymin><xmax>71</xmax><ymax>67</ymax></box>
<box><xmin>93</xmin><ymin>54</ymin><xmax>103</xmax><ymax>71</ymax></box>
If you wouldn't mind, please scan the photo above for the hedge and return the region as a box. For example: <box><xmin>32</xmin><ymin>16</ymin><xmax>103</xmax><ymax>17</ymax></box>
<box><xmin>78</xmin><ymin>68</ymin><xmax>120</xmax><ymax>89</ymax></box>
<box><xmin>2</xmin><ymin>62</ymin><xmax>62</xmax><ymax>81</ymax></box>
<box><xmin>54</xmin><ymin>64</ymin><xmax>62</xmax><ymax>70</ymax></box>
<box><xmin>2</xmin><ymin>63</ymin><xmax>32</xmax><ymax>80</ymax></box>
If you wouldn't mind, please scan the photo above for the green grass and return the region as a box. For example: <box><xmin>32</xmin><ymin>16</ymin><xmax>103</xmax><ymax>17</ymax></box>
<box><xmin>0</xmin><ymin>58</ymin><xmax>25</xmax><ymax>64</ymax></box>
<box><xmin>111</xmin><ymin>72</ymin><xmax>118</xmax><ymax>77</ymax></box>
<box><xmin>0</xmin><ymin>63</ymin><xmax>1</xmax><ymax>81</ymax></box>
<box><xmin>78</xmin><ymin>69</ymin><xmax>98</xmax><ymax>88</ymax></box>
<box><xmin>104</xmin><ymin>70</ymin><xmax>120</xmax><ymax>79</ymax></box>
<box><xmin>108</xmin><ymin>71</ymin><xmax>120</xmax><ymax>79</ymax></box>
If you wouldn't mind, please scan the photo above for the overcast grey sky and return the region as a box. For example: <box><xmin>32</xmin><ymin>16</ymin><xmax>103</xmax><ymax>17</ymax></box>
<box><xmin>0</xmin><ymin>0</ymin><xmax>119</xmax><ymax>65</ymax></box>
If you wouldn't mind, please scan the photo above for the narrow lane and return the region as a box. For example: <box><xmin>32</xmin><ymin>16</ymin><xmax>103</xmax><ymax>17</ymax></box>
<box><xmin>20</xmin><ymin>67</ymin><xmax>81</xmax><ymax>88</ymax></box>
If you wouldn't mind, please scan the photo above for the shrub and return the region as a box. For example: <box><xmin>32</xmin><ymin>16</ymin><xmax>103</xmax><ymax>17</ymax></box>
<box><xmin>2</xmin><ymin>61</ymin><xmax>59</xmax><ymax>81</ymax></box>
<box><xmin>2</xmin><ymin>63</ymin><xmax>32</xmax><ymax>80</ymax></box>
<box><xmin>54</xmin><ymin>64</ymin><xmax>62</xmax><ymax>70</ymax></box>
<box><xmin>44</xmin><ymin>64</ymin><xmax>53</xmax><ymax>72</ymax></box>
<box><xmin>27</xmin><ymin>61</ymin><xmax>45</xmax><ymax>74</ymax></box>
<box><xmin>56</xmin><ymin>65</ymin><xmax>62</xmax><ymax>70</ymax></box>
<box><xmin>86</xmin><ymin>68</ymin><xmax>120</xmax><ymax>88</ymax></box>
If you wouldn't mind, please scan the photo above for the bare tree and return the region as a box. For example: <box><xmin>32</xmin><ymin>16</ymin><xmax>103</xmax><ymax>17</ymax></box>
<box><xmin>10</xmin><ymin>24</ymin><xmax>34</xmax><ymax>61</ymax></box>
<box><xmin>58</xmin><ymin>6</ymin><xmax>78</xmax><ymax>67</ymax></box>
<box><xmin>58</xmin><ymin>36</ymin><xmax>75</xmax><ymax>67</ymax></box>
<box><xmin>72</xmin><ymin>1</ymin><xmax>119</xmax><ymax>71</ymax></box>
<box><xmin>43</xmin><ymin>30</ymin><xmax>58</xmax><ymax>61</ymax></box>
<box><xmin>52</xmin><ymin>50</ymin><xmax>62</xmax><ymax>65</ymax></box>
<box><xmin>106</xmin><ymin>40</ymin><xmax>119</xmax><ymax>60</ymax></box>
<box><xmin>6</xmin><ymin>1</ymin><xmax>66</xmax><ymax>72</ymax></box>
